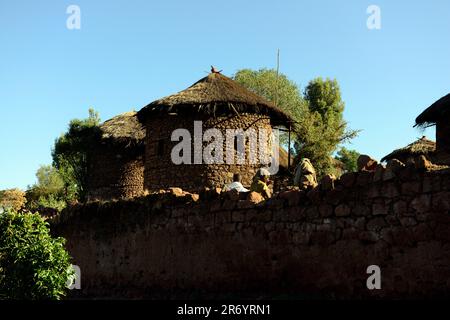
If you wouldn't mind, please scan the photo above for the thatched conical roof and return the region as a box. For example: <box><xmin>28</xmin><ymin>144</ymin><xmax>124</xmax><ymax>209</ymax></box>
<box><xmin>138</xmin><ymin>72</ymin><xmax>293</xmax><ymax>126</ymax></box>
<box><xmin>99</xmin><ymin>111</ymin><xmax>145</xmax><ymax>147</ymax></box>
<box><xmin>381</xmin><ymin>136</ymin><xmax>436</xmax><ymax>162</ymax></box>
<box><xmin>415</xmin><ymin>93</ymin><xmax>450</xmax><ymax>127</ymax></box>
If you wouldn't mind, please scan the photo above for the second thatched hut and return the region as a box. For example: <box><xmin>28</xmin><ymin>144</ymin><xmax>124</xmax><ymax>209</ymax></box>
<box><xmin>381</xmin><ymin>136</ymin><xmax>436</xmax><ymax>164</ymax></box>
<box><xmin>87</xmin><ymin>111</ymin><xmax>145</xmax><ymax>201</ymax></box>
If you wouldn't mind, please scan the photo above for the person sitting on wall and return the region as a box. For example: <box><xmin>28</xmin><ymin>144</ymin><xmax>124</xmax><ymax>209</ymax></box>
<box><xmin>222</xmin><ymin>173</ymin><xmax>250</xmax><ymax>193</ymax></box>
<box><xmin>250</xmin><ymin>168</ymin><xmax>272</xmax><ymax>199</ymax></box>
<box><xmin>293</xmin><ymin>157</ymin><xmax>318</xmax><ymax>191</ymax></box>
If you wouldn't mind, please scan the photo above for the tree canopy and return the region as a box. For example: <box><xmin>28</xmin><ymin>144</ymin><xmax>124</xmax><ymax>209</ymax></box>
<box><xmin>335</xmin><ymin>147</ymin><xmax>361</xmax><ymax>173</ymax></box>
<box><xmin>234</xmin><ymin>69</ymin><xmax>359</xmax><ymax>177</ymax></box>
<box><xmin>297</xmin><ymin>77</ymin><xmax>359</xmax><ymax>175</ymax></box>
<box><xmin>26</xmin><ymin>165</ymin><xmax>67</xmax><ymax>212</ymax></box>
<box><xmin>0</xmin><ymin>189</ymin><xmax>27</xmax><ymax>212</ymax></box>
<box><xmin>233</xmin><ymin>68</ymin><xmax>308</xmax><ymax>122</ymax></box>
<box><xmin>52</xmin><ymin>108</ymin><xmax>101</xmax><ymax>202</ymax></box>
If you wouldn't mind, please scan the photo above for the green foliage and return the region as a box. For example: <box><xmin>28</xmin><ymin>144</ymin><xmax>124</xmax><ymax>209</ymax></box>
<box><xmin>234</xmin><ymin>70</ymin><xmax>359</xmax><ymax>177</ymax></box>
<box><xmin>297</xmin><ymin>78</ymin><xmax>359</xmax><ymax>176</ymax></box>
<box><xmin>234</xmin><ymin>69</ymin><xmax>308</xmax><ymax>148</ymax></box>
<box><xmin>234</xmin><ymin>68</ymin><xmax>308</xmax><ymax>121</ymax></box>
<box><xmin>35</xmin><ymin>165</ymin><xmax>65</xmax><ymax>195</ymax></box>
<box><xmin>35</xmin><ymin>194</ymin><xmax>67</xmax><ymax>212</ymax></box>
<box><xmin>0</xmin><ymin>189</ymin><xmax>27</xmax><ymax>211</ymax></box>
<box><xmin>304</xmin><ymin>78</ymin><xmax>344</xmax><ymax>117</ymax></box>
<box><xmin>0</xmin><ymin>210</ymin><xmax>73</xmax><ymax>300</ymax></box>
<box><xmin>52</xmin><ymin>108</ymin><xmax>101</xmax><ymax>202</ymax></box>
<box><xmin>26</xmin><ymin>165</ymin><xmax>67</xmax><ymax>212</ymax></box>
<box><xmin>335</xmin><ymin>147</ymin><xmax>361</xmax><ymax>173</ymax></box>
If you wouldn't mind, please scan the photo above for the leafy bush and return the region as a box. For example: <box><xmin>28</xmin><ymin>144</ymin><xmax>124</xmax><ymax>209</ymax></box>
<box><xmin>26</xmin><ymin>165</ymin><xmax>68</xmax><ymax>212</ymax></box>
<box><xmin>0</xmin><ymin>210</ymin><xmax>73</xmax><ymax>300</ymax></box>
<box><xmin>36</xmin><ymin>195</ymin><xmax>67</xmax><ymax>213</ymax></box>
<box><xmin>0</xmin><ymin>189</ymin><xmax>27</xmax><ymax>211</ymax></box>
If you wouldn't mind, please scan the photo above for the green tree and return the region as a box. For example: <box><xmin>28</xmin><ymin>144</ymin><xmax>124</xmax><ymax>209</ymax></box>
<box><xmin>234</xmin><ymin>69</ymin><xmax>307</xmax><ymax>154</ymax></box>
<box><xmin>26</xmin><ymin>165</ymin><xmax>66</xmax><ymax>212</ymax></box>
<box><xmin>0</xmin><ymin>210</ymin><xmax>73</xmax><ymax>300</ymax></box>
<box><xmin>0</xmin><ymin>189</ymin><xmax>27</xmax><ymax>211</ymax></box>
<box><xmin>35</xmin><ymin>165</ymin><xmax>65</xmax><ymax>195</ymax></box>
<box><xmin>335</xmin><ymin>147</ymin><xmax>361</xmax><ymax>173</ymax></box>
<box><xmin>52</xmin><ymin>108</ymin><xmax>101</xmax><ymax>202</ymax></box>
<box><xmin>234</xmin><ymin>69</ymin><xmax>359</xmax><ymax>177</ymax></box>
<box><xmin>297</xmin><ymin>77</ymin><xmax>359</xmax><ymax>176</ymax></box>
<box><xmin>234</xmin><ymin>68</ymin><xmax>308</xmax><ymax>121</ymax></box>
<box><xmin>304</xmin><ymin>78</ymin><xmax>344</xmax><ymax>117</ymax></box>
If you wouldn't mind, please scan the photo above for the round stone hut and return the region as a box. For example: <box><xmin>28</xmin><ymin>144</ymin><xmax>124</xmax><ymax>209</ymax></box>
<box><xmin>415</xmin><ymin>93</ymin><xmax>450</xmax><ymax>164</ymax></box>
<box><xmin>87</xmin><ymin>111</ymin><xmax>145</xmax><ymax>201</ymax></box>
<box><xmin>137</xmin><ymin>71</ymin><xmax>293</xmax><ymax>192</ymax></box>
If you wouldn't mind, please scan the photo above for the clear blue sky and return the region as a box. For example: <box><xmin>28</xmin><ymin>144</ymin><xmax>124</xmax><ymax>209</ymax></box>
<box><xmin>1</xmin><ymin>0</ymin><xmax>449</xmax><ymax>190</ymax></box>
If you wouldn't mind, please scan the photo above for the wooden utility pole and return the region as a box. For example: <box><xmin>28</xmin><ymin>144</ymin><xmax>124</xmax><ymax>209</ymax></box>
<box><xmin>275</xmin><ymin>49</ymin><xmax>280</xmax><ymax>107</ymax></box>
<box><xmin>274</xmin><ymin>49</ymin><xmax>292</xmax><ymax>172</ymax></box>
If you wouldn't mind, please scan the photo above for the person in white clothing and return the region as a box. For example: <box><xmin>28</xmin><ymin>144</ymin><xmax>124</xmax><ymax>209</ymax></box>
<box><xmin>223</xmin><ymin>173</ymin><xmax>249</xmax><ymax>192</ymax></box>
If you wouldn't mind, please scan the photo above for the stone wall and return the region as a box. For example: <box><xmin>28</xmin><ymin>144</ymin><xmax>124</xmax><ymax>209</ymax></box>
<box><xmin>87</xmin><ymin>144</ymin><xmax>145</xmax><ymax>201</ymax></box>
<box><xmin>436</xmin><ymin>121</ymin><xmax>450</xmax><ymax>165</ymax></box>
<box><xmin>53</xmin><ymin>164</ymin><xmax>450</xmax><ymax>299</ymax></box>
<box><xmin>437</xmin><ymin>121</ymin><xmax>450</xmax><ymax>153</ymax></box>
<box><xmin>144</xmin><ymin>113</ymin><xmax>273</xmax><ymax>192</ymax></box>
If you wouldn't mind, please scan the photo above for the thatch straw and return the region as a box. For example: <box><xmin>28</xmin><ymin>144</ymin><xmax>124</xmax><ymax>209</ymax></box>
<box><xmin>138</xmin><ymin>72</ymin><xmax>293</xmax><ymax>126</ymax></box>
<box><xmin>99</xmin><ymin>111</ymin><xmax>145</xmax><ymax>147</ymax></box>
<box><xmin>381</xmin><ymin>136</ymin><xmax>436</xmax><ymax>162</ymax></box>
<box><xmin>415</xmin><ymin>93</ymin><xmax>450</xmax><ymax>127</ymax></box>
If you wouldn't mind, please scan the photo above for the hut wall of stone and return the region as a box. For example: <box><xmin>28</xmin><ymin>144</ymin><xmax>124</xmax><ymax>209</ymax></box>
<box><xmin>434</xmin><ymin>121</ymin><xmax>450</xmax><ymax>165</ymax></box>
<box><xmin>87</xmin><ymin>144</ymin><xmax>145</xmax><ymax>201</ymax></box>
<box><xmin>144</xmin><ymin>113</ymin><xmax>274</xmax><ymax>192</ymax></box>
<box><xmin>436</xmin><ymin>121</ymin><xmax>450</xmax><ymax>152</ymax></box>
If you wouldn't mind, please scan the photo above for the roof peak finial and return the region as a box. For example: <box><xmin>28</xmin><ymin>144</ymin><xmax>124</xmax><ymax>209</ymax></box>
<box><xmin>211</xmin><ymin>65</ymin><xmax>223</xmax><ymax>74</ymax></box>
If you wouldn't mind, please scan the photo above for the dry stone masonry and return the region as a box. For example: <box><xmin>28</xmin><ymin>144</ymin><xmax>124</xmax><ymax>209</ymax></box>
<box><xmin>143</xmin><ymin>113</ymin><xmax>273</xmax><ymax>192</ymax></box>
<box><xmin>53</xmin><ymin>161</ymin><xmax>450</xmax><ymax>299</ymax></box>
<box><xmin>87</xmin><ymin>144</ymin><xmax>144</xmax><ymax>201</ymax></box>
